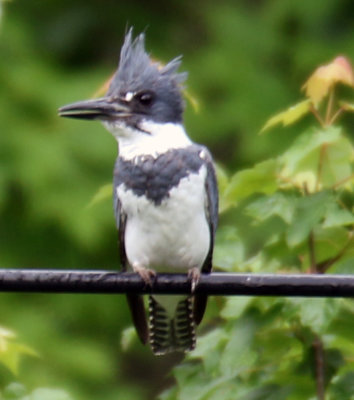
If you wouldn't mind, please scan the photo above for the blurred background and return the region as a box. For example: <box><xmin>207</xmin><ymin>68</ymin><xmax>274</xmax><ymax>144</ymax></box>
<box><xmin>0</xmin><ymin>1</ymin><xmax>354</xmax><ymax>399</ymax></box>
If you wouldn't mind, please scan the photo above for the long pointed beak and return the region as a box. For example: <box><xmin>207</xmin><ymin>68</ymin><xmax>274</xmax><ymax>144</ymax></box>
<box><xmin>58</xmin><ymin>97</ymin><xmax>131</xmax><ymax>120</ymax></box>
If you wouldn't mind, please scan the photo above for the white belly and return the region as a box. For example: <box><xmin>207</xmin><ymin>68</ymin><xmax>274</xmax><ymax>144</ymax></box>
<box><xmin>117</xmin><ymin>166</ymin><xmax>210</xmax><ymax>272</ymax></box>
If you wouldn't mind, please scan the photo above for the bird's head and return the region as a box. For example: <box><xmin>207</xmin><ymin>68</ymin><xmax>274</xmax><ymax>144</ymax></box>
<box><xmin>58</xmin><ymin>29</ymin><xmax>187</xmax><ymax>139</ymax></box>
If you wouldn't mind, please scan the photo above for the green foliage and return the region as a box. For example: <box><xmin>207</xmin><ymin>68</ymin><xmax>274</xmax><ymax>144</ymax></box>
<box><xmin>261</xmin><ymin>99</ymin><xmax>312</xmax><ymax>132</ymax></box>
<box><xmin>0</xmin><ymin>327</ymin><xmax>37</xmax><ymax>375</ymax></box>
<box><xmin>161</xmin><ymin>53</ymin><xmax>354</xmax><ymax>400</ymax></box>
<box><xmin>0</xmin><ymin>329</ymin><xmax>74</xmax><ymax>400</ymax></box>
<box><xmin>222</xmin><ymin>159</ymin><xmax>279</xmax><ymax>210</ymax></box>
<box><xmin>2</xmin><ymin>383</ymin><xmax>73</xmax><ymax>400</ymax></box>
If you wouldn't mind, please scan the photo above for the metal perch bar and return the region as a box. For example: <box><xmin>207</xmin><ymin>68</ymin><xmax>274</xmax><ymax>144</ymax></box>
<box><xmin>0</xmin><ymin>269</ymin><xmax>353</xmax><ymax>297</ymax></box>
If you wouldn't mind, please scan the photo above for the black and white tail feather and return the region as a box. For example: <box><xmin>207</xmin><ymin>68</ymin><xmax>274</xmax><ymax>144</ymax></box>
<box><xmin>149</xmin><ymin>296</ymin><xmax>196</xmax><ymax>355</ymax></box>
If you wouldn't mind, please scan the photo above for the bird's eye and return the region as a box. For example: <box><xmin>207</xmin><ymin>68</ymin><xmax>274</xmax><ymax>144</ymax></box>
<box><xmin>136</xmin><ymin>91</ymin><xmax>154</xmax><ymax>106</ymax></box>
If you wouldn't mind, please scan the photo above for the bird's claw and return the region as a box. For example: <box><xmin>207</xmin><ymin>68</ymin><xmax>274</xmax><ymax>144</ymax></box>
<box><xmin>188</xmin><ymin>267</ymin><xmax>201</xmax><ymax>294</ymax></box>
<box><xmin>133</xmin><ymin>264</ymin><xmax>156</xmax><ymax>287</ymax></box>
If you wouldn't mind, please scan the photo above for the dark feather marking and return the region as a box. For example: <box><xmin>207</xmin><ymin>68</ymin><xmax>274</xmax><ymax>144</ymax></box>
<box><xmin>114</xmin><ymin>144</ymin><xmax>208</xmax><ymax>205</ymax></box>
<box><xmin>148</xmin><ymin>296</ymin><xmax>196</xmax><ymax>355</ymax></box>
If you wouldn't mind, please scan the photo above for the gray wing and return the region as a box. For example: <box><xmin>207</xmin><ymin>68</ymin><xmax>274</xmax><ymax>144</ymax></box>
<box><xmin>113</xmin><ymin>157</ymin><xmax>149</xmax><ymax>345</ymax></box>
<box><xmin>203</xmin><ymin>148</ymin><xmax>218</xmax><ymax>272</ymax></box>
<box><xmin>193</xmin><ymin>146</ymin><xmax>218</xmax><ymax>325</ymax></box>
<box><xmin>113</xmin><ymin>158</ymin><xmax>127</xmax><ymax>270</ymax></box>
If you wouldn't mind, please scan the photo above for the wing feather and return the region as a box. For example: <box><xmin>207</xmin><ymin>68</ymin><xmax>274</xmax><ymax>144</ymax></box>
<box><xmin>193</xmin><ymin>147</ymin><xmax>218</xmax><ymax>325</ymax></box>
<box><xmin>113</xmin><ymin>157</ymin><xmax>149</xmax><ymax>344</ymax></box>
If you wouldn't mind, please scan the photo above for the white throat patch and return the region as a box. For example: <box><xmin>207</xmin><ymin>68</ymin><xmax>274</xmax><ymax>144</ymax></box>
<box><xmin>103</xmin><ymin>120</ymin><xmax>192</xmax><ymax>160</ymax></box>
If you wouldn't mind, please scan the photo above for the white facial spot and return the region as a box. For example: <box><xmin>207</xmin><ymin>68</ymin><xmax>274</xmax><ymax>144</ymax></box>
<box><xmin>199</xmin><ymin>150</ymin><xmax>206</xmax><ymax>159</ymax></box>
<box><xmin>125</xmin><ymin>92</ymin><xmax>134</xmax><ymax>102</ymax></box>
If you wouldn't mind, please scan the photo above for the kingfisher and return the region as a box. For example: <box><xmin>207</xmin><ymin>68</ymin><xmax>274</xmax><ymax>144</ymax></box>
<box><xmin>58</xmin><ymin>29</ymin><xmax>218</xmax><ymax>355</ymax></box>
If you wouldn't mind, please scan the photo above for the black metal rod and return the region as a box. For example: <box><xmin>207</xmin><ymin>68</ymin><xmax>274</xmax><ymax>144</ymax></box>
<box><xmin>0</xmin><ymin>269</ymin><xmax>353</xmax><ymax>297</ymax></box>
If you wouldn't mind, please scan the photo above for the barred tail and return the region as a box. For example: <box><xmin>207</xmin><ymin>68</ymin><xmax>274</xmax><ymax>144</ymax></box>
<box><xmin>148</xmin><ymin>296</ymin><xmax>196</xmax><ymax>355</ymax></box>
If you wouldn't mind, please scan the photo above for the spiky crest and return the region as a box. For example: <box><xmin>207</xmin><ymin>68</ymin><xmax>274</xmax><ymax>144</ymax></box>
<box><xmin>107</xmin><ymin>28</ymin><xmax>187</xmax><ymax>97</ymax></box>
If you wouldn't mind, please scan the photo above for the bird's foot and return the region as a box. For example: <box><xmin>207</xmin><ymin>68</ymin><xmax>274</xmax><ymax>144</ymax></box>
<box><xmin>132</xmin><ymin>264</ymin><xmax>156</xmax><ymax>287</ymax></box>
<box><xmin>188</xmin><ymin>267</ymin><xmax>201</xmax><ymax>294</ymax></box>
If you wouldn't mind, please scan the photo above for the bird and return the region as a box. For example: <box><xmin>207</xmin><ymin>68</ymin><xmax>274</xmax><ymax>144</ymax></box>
<box><xmin>58</xmin><ymin>28</ymin><xmax>218</xmax><ymax>355</ymax></box>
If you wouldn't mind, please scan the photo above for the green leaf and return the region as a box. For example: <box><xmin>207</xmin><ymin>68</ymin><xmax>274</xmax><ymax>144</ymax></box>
<box><xmin>224</xmin><ymin>159</ymin><xmax>278</xmax><ymax>205</ymax></box>
<box><xmin>290</xmin><ymin>298</ymin><xmax>341</xmax><ymax>335</ymax></box>
<box><xmin>261</xmin><ymin>99</ymin><xmax>312</xmax><ymax>133</ymax></box>
<box><xmin>280</xmin><ymin>126</ymin><xmax>354</xmax><ymax>191</ymax></box>
<box><xmin>246</xmin><ymin>386</ymin><xmax>293</xmax><ymax>400</ymax></box>
<box><xmin>283</xmin><ymin>126</ymin><xmax>338</xmax><ymax>174</ymax></box>
<box><xmin>245</xmin><ymin>192</ymin><xmax>295</xmax><ymax>224</ymax></box>
<box><xmin>221</xmin><ymin>297</ymin><xmax>254</xmax><ymax>319</ymax></box>
<box><xmin>0</xmin><ymin>326</ymin><xmax>38</xmax><ymax>375</ymax></box>
<box><xmin>189</xmin><ymin>328</ymin><xmax>227</xmax><ymax>360</ymax></box>
<box><xmin>214</xmin><ymin>226</ymin><xmax>244</xmax><ymax>271</ymax></box>
<box><xmin>188</xmin><ymin>328</ymin><xmax>228</xmax><ymax>375</ymax></box>
<box><xmin>330</xmin><ymin>372</ymin><xmax>354</xmax><ymax>399</ymax></box>
<box><xmin>0</xmin><ymin>342</ymin><xmax>38</xmax><ymax>375</ymax></box>
<box><xmin>256</xmin><ymin>326</ymin><xmax>303</xmax><ymax>375</ymax></box>
<box><xmin>172</xmin><ymin>361</ymin><xmax>234</xmax><ymax>400</ymax></box>
<box><xmin>312</xmin><ymin>226</ymin><xmax>351</xmax><ymax>266</ymax></box>
<box><xmin>302</xmin><ymin>56</ymin><xmax>354</xmax><ymax>105</ymax></box>
<box><xmin>327</xmin><ymin>300</ymin><xmax>354</xmax><ymax>343</ymax></box>
<box><xmin>198</xmin><ymin>384</ymin><xmax>239</xmax><ymax>400</ymax></box>
<box><xmin>329</xmin><ymin>255</ymin><xmax>354</xmax><ymax>274</ymax></box>
<box><xmin>286</xmin><ymin>191</ymin><xmax>332</xmax><ymax>247</ymax></box>
<box><xmin>323</xmin><ymin>202</ymin><xmax>354</xmax><ymax>228</ymax></box>
<box><xmin>321</xmin><ymin>135</ymin><xmax>354</xmax><ymax>190</ymax></box>
<box><xmin>219</xmin><ymin>318</ymin><xmax>257</xmax><ymax>376</ymax></box>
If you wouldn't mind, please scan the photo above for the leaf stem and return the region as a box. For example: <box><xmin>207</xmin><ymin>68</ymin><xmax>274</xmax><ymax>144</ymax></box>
<box><xmin>310</xmin><ymin>105</ymin><xmax>326</xmax><ymax>127</ymax></box>
<box><xmin>329</xmin><ymin>107</ymin><xmax>344</xmax><ymax>125</ymax></box>
<box><xmin>332</xmin><ymin>173</ymin><xmax>354</xmax><ymax>189</ymax></box>
<box><xmin>325</xmin><ymin>86</ymin><xmax>335</xmax><ymax>125</ymax></box>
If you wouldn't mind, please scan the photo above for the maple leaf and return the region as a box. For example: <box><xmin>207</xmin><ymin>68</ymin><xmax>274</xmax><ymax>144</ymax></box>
<box><xmin>302</xmin><ymin>56</ymin><xmax>354</xmax><ymax>105</ymax></box>
<box><xmin>260</xmin><ymin>99</ymin><xmax>311</xmax><ymax>133</ymax></box>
